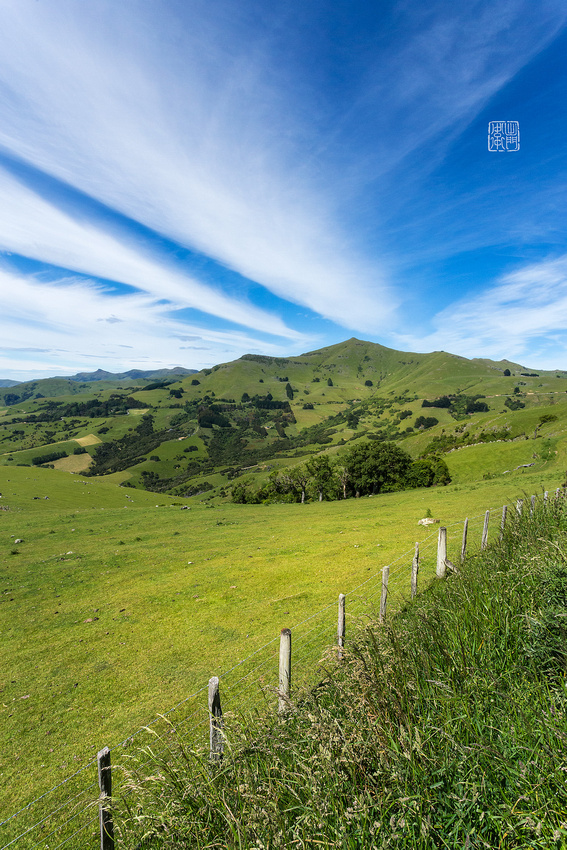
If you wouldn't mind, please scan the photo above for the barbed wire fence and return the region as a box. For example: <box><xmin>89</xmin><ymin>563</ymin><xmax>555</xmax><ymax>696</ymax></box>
<box><xmin>1</xmin><ymin>491</ymin><xmax>558</xmax><ymax>850</ymax></box>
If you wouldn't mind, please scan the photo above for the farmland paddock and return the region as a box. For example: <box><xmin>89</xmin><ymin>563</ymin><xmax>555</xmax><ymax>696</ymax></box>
<box><xmin>2</xmin><ymin>488</ymin><xmax>561</xmax><ymax>849</ymax></box>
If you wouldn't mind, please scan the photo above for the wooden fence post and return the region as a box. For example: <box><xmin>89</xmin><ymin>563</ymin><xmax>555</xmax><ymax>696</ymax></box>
<box><xmin>460</xmin><ymin>518</ymin><xmax>468</xmax><ymax>563</ymax></box>
<box><xmin>499</xmin><ymin>505</ymin><xmax>507</xmax><ymax>542</ymax></box>
<box><xmin>337</xmin><ymin>594</ymin><xmax>346</xmax><ymax>660</ymax></box>
<box><xmin>481</xmin><ymin>510</ymin><xmax>489</xmax><ymax>550</ymax></box>
<box><xmin>544</xmin><ymin>490</ymin><xmax>549</xmax><ymax>503</ymax></box>
<box><xmin>436</xmin><ymin>527</ymin><xmax>447</xmax><ymax>578</ymax></box>
<box><xmin>411</xmin><ymin>543</ymin><xmax>419</xmax><ymax>599</ymax></box>
<box><xmin>530</xmin><ymin>494</ymin><xmax>536</xmax><ymax>516</ymax></box>
<box><xmin>97</xmin><ymin>747</ymin><xmax>114</xmax><ymax>850</ymax></box>
<box><xmin>379</xmin><ymin>565</ymin><xmax>389</xmax><ymax>622</ymax></box>
<box><xmin>278</xmin><ymin>628</ymin><xmax>291</xmax><ymax>713</ymax></box>
<box><xmin>208</xmin><ymin>676</ymin><xmax>224</xmax><ymax>762</ymax></box>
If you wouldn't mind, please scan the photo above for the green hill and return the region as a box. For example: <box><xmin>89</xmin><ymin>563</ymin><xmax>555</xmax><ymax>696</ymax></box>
<box><xmin>1</xmin><ymin>338</ymin><xmax>566</xmax><ymax>502</ymax></box>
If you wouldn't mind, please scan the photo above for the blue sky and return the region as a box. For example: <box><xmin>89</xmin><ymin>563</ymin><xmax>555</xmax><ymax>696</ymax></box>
<box><xmin>1</xmin><ymin>0</ymin><xmax>567</xmax><ymax>380</ymax></box>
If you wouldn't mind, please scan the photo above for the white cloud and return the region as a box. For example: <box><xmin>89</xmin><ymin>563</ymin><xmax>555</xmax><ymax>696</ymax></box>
<box><xmin>0</xmin><ymin>0</ymin><xmax>397</xmax><ymax>332</ymax></box>
<box><xmin>0</xmin><ymin>168</ymin><xmax>299</xmax><ymax>339</ymax></box>
<box><xmin>0</xmin><ymin>266</ymin><xmax>304</xmax><ymax>380</ymax></box>
<box><xmin>393</xmin><ymin>255</ymin><xmax>567</xmax><ymax>367</ymax></box>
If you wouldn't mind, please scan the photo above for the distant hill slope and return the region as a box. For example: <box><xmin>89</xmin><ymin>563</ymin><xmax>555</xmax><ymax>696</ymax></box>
<box><xmin>0</xmin><ymin>379</ymin><xmax>20</xmax><ymax>387</ymax></box>
<box><xmin>56</xmin><ymin>366</ymin><xmax>197</xmax><ymax>382</ymax></box>
<box><xmin>0</xmin><ymin>368</ymin><xmax>197</xmax><ymax>406</ymax></box>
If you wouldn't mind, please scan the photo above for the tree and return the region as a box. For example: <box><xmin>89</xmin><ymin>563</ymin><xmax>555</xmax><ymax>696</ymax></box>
<box><xmin>346</xmin><ymin>411</ymin><xmax>359</xmax><ymax>429</ymax></box>
<box><xmin>276</xmin><ymin>466</ymin><xmax>311</xmax><ymax>503</ymax></box>
<box><xmin>288</xmin><ymin>466</ymin><xmax>311</xmax><ymax>503</ymax></box>
<box><xmin>503</xmin><ymin>369</ymin><xmax>511</xmax><ymax>377</ymax></box>
<box><xmin>342</xmin><ymin>442</ymin><xmax>412</xmax><ymax>497</ymax></box>
<box><xmin>405</xmin><ymin>459</ymin><xmax>436</xmax><ymax>488</ymax></box>
<box><xmin>406</xmin><ymin>456</ymin><xmax>451</xmax><ymax>488</ymax></box>
<box><xmin>231</xmin><ymin>480</ymin><xmax>256</xmax><ymax>503</ymax></box>
<box><xmin>305</xmin><ymin>455</ymin><xmax>334</xmax><ymax>501</ymax></box>
<box><xmin>335</xmin><ymin>464</ymin><xmax>350</xmax><ymax>500</ymax></box>
<box><xmin>327</xmin><ymin>378</ymin><xmax>333</xmax><ymax>387</ymax></box>
<box><xmin>285</xmin><ymin>383</ymin><xmax>294</xmax><ymax>400</ymax></box>
<box><xmin>534</xmin><ymin>413</ymin><xmax>558</xmax><ymax>438</ymax></box>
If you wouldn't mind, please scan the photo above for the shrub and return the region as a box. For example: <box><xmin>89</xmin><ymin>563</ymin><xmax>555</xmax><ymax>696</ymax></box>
<box><xmin>414</xmin><ymin>415</ymin><xmax>438</xmax><ymax>429</ymax></box>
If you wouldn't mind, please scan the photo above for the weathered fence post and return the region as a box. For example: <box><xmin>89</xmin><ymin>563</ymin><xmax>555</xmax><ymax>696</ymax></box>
<box><xmin>208</xmin><ymin>676</ymin><xmax>224</xmax><ymax>762</ymax></box>
<box><xmin>460</xmin><ymin>518</ymin><xmax>468</xmax><ymax>563</ymax></box>
<box><xmin>436</xmin><ymin>527</ymin><xmax>448</xmax><ymax>578</ymax></box>
<box><xmin>530</xmin><ymin>494</ymin><xmax>536</xmax><ymax>516</ymax></box>
<box><xmin>411</xmin><ymin>543</ymin><xmax>419</xmax><ymax>599</ymax></box>
<box><xmin>97</xmin><ymin>747</ymin><xmax>114</xmax><ymax>850</ymax></box>
<box><xmin>499</xmin><ymin>505</ymin><xmax>507</xmax><ymax>542</ymax></box>
<box><xmin>278</xmin><ymin>628</ymin><xmax>292</xmax><ymax>713</ymax></box>
<box><xmin>337</xmin><ymin>594</ymin><xmax>346</xmax><ymax>660</ymax></box>
<box><xmin>481</xmin><ymin>510</ymin><xmax>490</xmax><ymax>550</ymax></box>
<box><xmin>544</xmin><ymin>490</ymin><xmax>549</xmax><ymax>503</ymax></box>
<box><xmin>380</xmin><ymin>565</ymin><xmax>389</xmax><ymax>623</ymax></box>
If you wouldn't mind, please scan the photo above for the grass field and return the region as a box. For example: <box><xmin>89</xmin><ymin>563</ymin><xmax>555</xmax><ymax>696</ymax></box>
<box><xmin>113</xmin><ymin>495</ymin><xmax>567</xmax><ymax>849</ymax></box>
<box><xmin>1</xmin><ymin>459</ymin><xmax>563</xmax><ymax>843</ymax></box>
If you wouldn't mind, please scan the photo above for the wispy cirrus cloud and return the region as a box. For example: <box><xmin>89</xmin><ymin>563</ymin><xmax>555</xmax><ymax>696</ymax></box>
<box><xmin>0</xmin><ymin>168</ymin><xmax>299</xmax><ymax>339</ymax></box>
<box><xmin>0</xmin><ymin>264</ymin><xmax>298</xmax><ymax>379</ymax></box>
<box><xmin>0</xmin><ymin>0</ymin><xmax>396</xmax><ymax>332</ymax></box>
<box><xmin>393</xmin><ymin>254</ymin><xmax>567</xmax><ymax>367</ymax></box>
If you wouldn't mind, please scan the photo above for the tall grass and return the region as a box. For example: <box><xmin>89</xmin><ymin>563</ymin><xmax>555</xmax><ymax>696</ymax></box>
<box><xmin>113</xmin><ymin>495</ymin><xmax>567</xmax><ymax>849</ymax></box>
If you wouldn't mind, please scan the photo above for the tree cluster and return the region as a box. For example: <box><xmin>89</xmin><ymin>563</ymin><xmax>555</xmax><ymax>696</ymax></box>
<box><xmin>86</xmin><ymin>414</ymin><xmax>179</xmax><ymax>475</ymax></box>
<box><xmin>421</xmin><ymin>394</ymin><xmax>489</xmax><ymax>416</ymax></box>
<box><xmin>31</xmin><ymin>449</ymin><xmax>68</xmax><ymax>466</ymax></box>
<box><xmin>231</xmin><ymin>441</ymin><xmax>450</xmax><ymax>504</ymax></box>
<box><xmin>24</xmin><ymin>395</ymin><xmax>147</xmax><ymax>422</ymax></box>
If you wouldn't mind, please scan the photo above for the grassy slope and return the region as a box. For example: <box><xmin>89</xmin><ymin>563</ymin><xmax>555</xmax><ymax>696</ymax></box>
<box><xmin>1</xmin><ymin>462</ymin><xmax>563</xmax><ymax>827</ymax></box>
<box><xmin>114</xmin><ymin>496</ymin><xmax>567</xmax><ymax>850</ymax></box>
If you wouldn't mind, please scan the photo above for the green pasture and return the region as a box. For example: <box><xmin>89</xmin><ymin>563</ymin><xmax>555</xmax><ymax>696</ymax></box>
<box><xmin>1</xmin><ymin>461</ymin><xmax>563</xmax><ymax>828</ymax></box>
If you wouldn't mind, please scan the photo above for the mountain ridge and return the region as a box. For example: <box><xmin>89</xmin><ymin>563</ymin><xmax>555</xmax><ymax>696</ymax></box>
<box><xmin>0</xmin><ymin>366</ymin><xmax>196</xmax><ymax>387</ymax></box>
